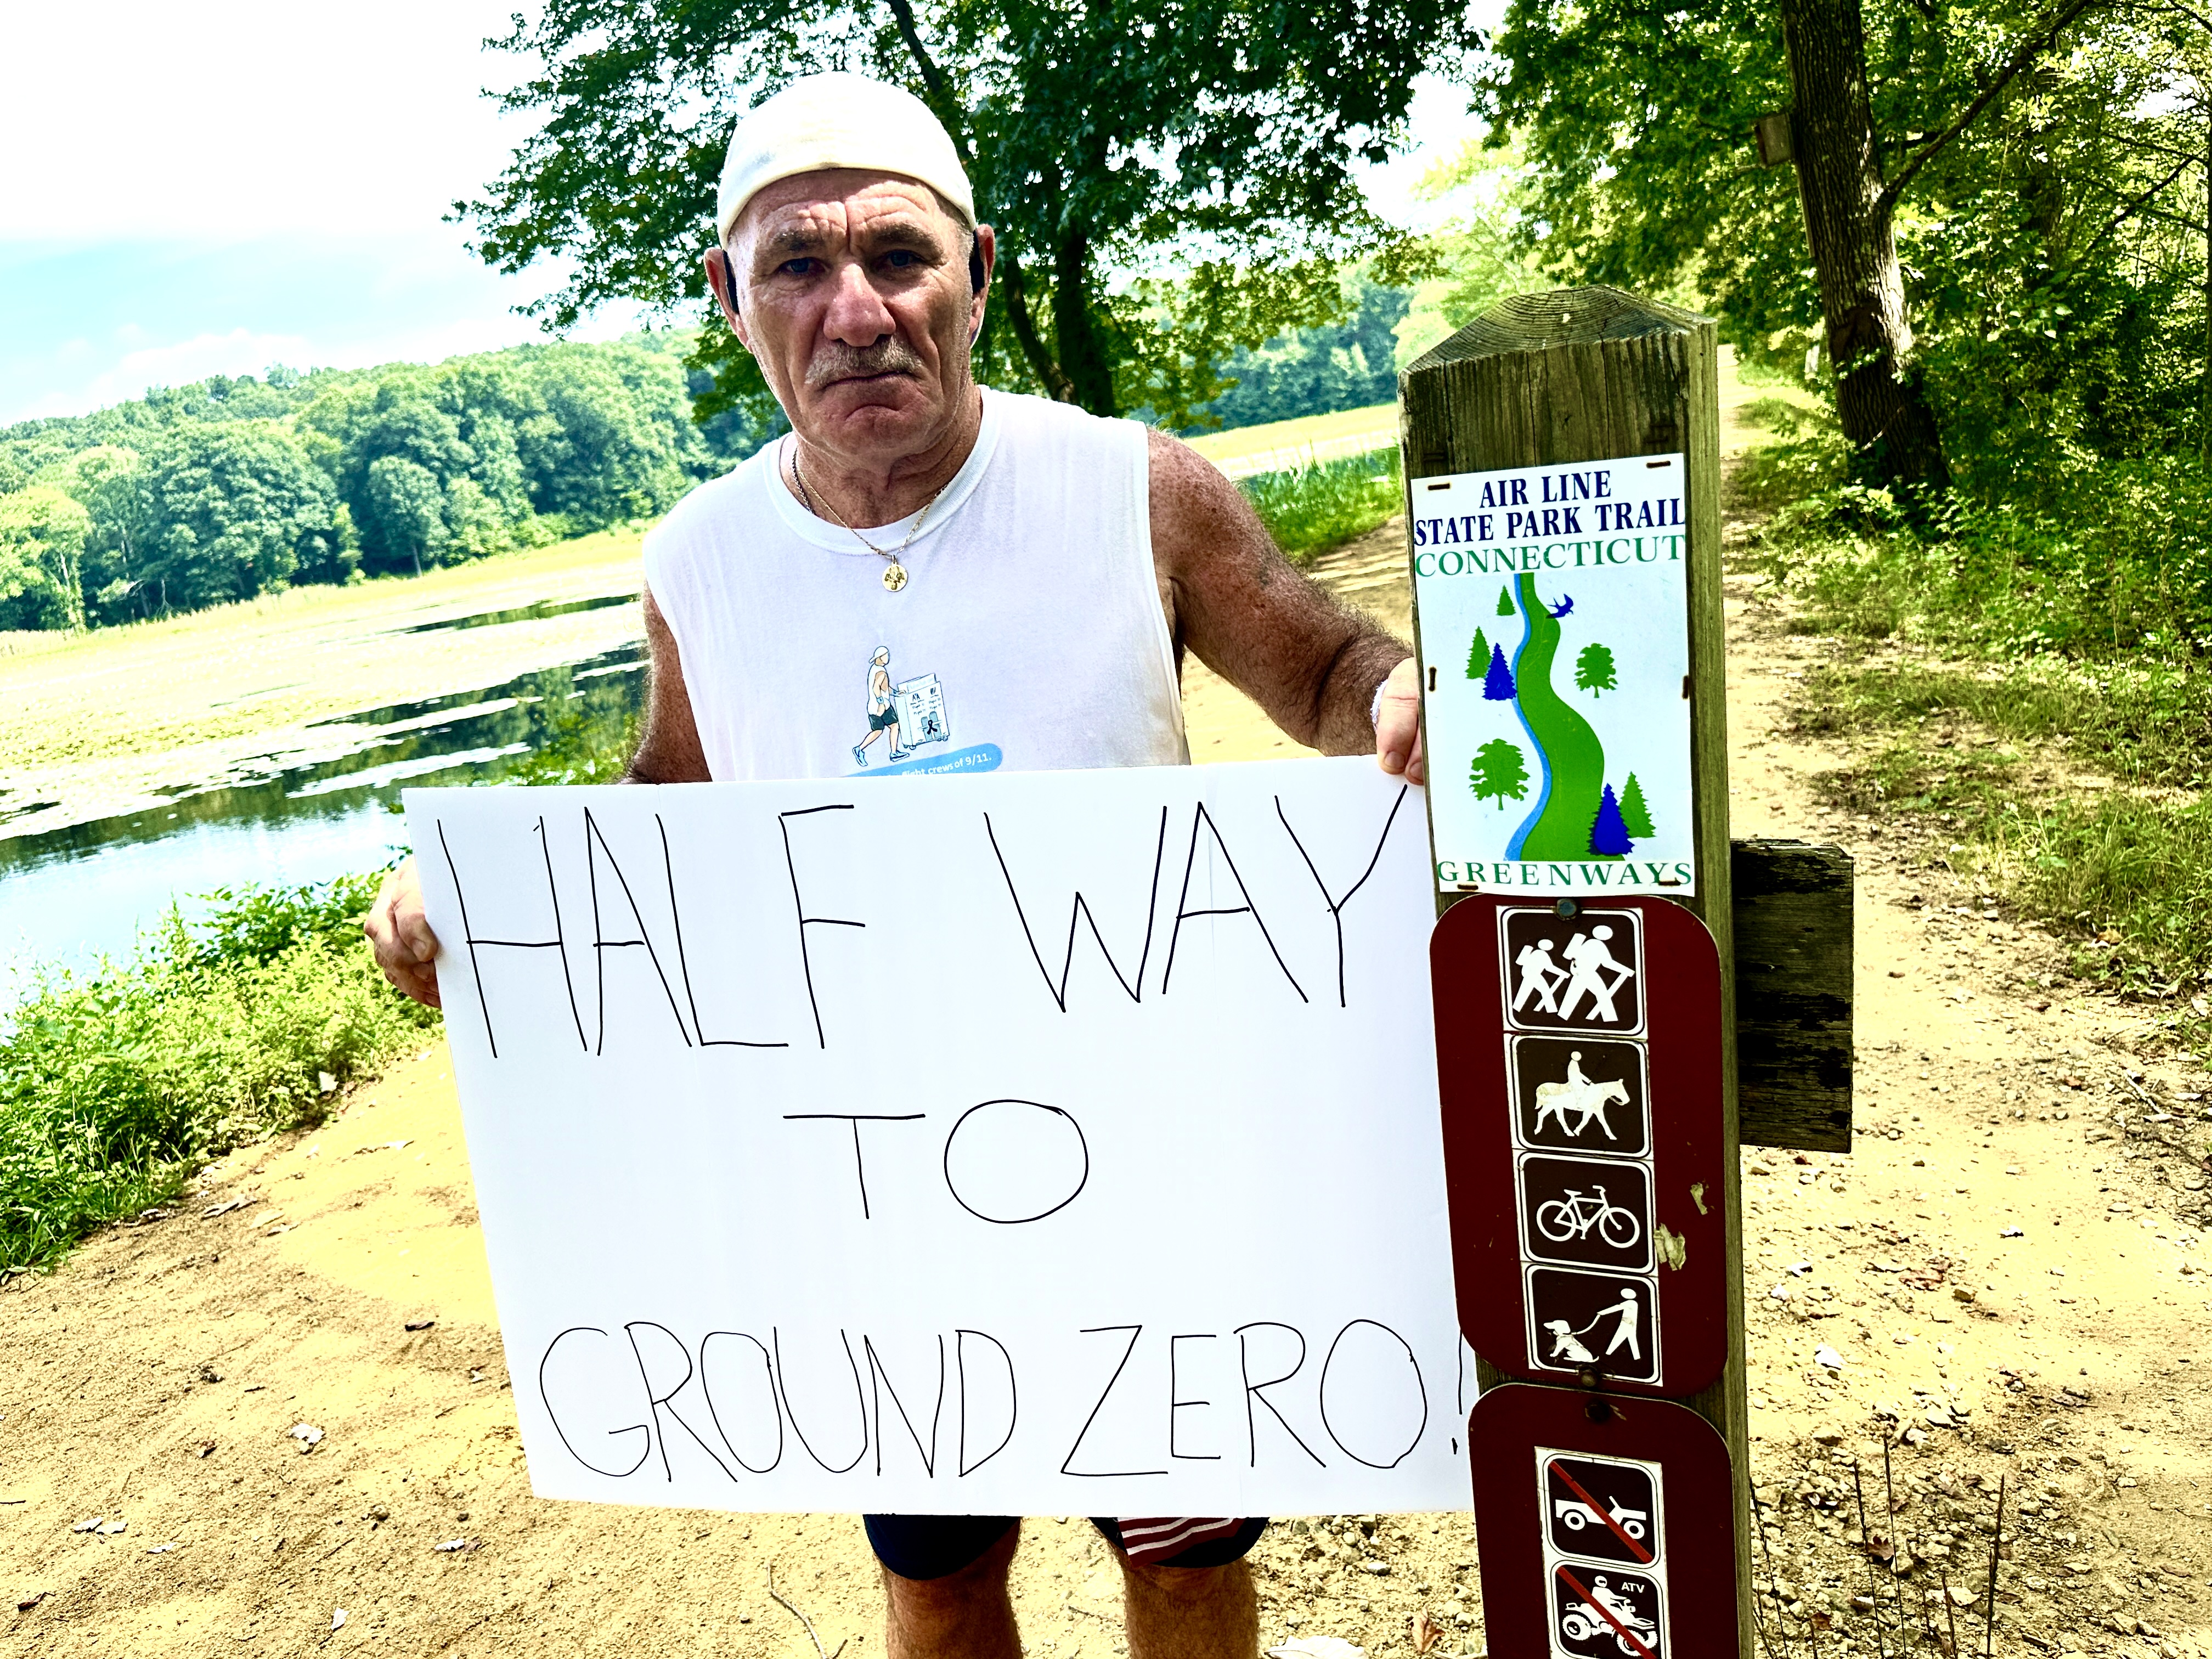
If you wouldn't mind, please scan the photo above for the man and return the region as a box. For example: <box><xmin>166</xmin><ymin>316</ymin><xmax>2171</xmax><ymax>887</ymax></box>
<box><xmin>366</xmin><ymin>70</ymin><xmax>1427</xmax><ymax>1659</ymax></box>
<box><xmin>1559</xmin><ymin>923</ymin><xmax>1635</xmax><ymax>1024</ymax></box>
<box><xmin>1512</xmin><ymin>935</ymin><xmax>1565</xmax><ymax>1013</ymax></box>
<box><xmin>856</xmin><ymin>645</ymin><xmax>905</xmax><ymax>764</ymax></box>
<box><xmin>1591</xmin><ymin>1284</ymin><xmax>1643</xmax><ymax>1362</ymax></box>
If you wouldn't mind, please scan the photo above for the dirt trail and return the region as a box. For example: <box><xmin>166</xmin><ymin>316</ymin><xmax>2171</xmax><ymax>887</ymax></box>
<box><xmin>9</xmin><ymin>452</ymin><xmax>2212</xmax><ymax>1657</ymax></box>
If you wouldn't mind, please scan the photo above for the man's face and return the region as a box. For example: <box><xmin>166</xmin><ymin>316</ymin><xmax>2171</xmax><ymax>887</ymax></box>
<box><xmin>709</xmin><ymin>171</ymin><xmax>992</xmax><ymax>465</ymax></box>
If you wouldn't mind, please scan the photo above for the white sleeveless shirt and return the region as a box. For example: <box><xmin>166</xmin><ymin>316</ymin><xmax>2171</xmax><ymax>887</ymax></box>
<box><xmin>642</xmin><ymin>388</ymin><xmax>1189</xmax><ymax>781</ymax></box>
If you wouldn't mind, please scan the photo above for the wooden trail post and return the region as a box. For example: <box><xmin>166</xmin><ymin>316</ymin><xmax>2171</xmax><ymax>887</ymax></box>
<box><xmin>1400</xmin><ymin>286</ymin><xmax>1772</xmax><ymax>1655</ymax></box>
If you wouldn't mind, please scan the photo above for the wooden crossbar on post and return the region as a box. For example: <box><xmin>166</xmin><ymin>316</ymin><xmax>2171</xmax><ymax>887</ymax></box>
<box><xmin>1400</xmin><ymin>285</ymin><xmax>1754</xmax><ymax>1654</ymax></box>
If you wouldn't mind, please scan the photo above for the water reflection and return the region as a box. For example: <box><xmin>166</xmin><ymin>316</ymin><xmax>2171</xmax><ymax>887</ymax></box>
<box><xmin>0</xmin><ymin>646</ymin><xmax>645</xmax><ymax>1000</ymax></box>
<box><xmin>391</xmin><ymin>591</ymin><xmax>638</xmax><ymax>635</ymax></box>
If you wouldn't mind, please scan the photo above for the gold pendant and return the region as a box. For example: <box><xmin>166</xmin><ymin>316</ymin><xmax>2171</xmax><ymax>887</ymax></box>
<box><xmin>882</xmin><ymin>561</ymin><xmax>909</xmax><ymax>592</ymax></box>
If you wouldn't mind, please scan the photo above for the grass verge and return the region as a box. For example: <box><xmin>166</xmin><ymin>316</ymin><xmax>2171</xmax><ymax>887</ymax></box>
<box><xmin>0</xmin><ymin>874</ymin><xmax>441</xmax><ymax>1273</ymax></box>
<box><xmin>1242</xmin><ymin>447</ymin><xmax>1402</xmax><ymax>561</ymax></box>
<box><xmin>1745</xmin><ymin>417</ymin><xmax>2212</xmax><ymax>1032</ymax></box>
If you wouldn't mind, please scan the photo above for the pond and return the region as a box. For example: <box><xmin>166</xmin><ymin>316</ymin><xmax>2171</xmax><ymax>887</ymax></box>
<box><xmin>0</xmin><ymin>639</ymin><xmax>645</xmax><ymax>1006</ymax></box>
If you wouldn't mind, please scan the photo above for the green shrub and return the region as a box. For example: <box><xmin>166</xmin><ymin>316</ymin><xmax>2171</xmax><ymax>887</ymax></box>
<box><xmin>1241</xmin><ymin>448</ymin><xmax>1402</xmax><ymax>560</ymax></box>
<box><xmin>1768</xmin><ymin>437</ymin><xmax>2212</xmax><ymax>1032</ymax></box>
<box><xmin>0</xmin><ymin>877</ymin><xmax>440</xmax><ymax>1273</ymax></box>
<box><xmin>1763</xmin><ymin>450</ymin><xmax>2212</xmax><ymax>660</ymax></box>
<box><xmin>1992</xmin><ymin>792</ymin><xmax>2212</xmax><ymax>998</ymax></box>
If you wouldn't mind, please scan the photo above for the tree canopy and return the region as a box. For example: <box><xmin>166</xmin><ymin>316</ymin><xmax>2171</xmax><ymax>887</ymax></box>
<box><xmin>461</xmin><ymin>0</ymin><xmax>1479</xmax><ymax>424</ymax></box>
<box><xmin>1479</xmin><ymin>0</ymin><xmax>2210</xmax><ymax>492</ymax></box>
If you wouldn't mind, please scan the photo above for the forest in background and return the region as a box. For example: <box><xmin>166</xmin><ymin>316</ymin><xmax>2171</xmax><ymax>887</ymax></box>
<box><xmin>0</xmin><ymin>266</ymin><xmax>1482</xmax><ymax>634</ymax></box>
<box><xmin>0</xmin><ymin>334</ymin><xmax>776</xmax><ymax>631</ymax></box>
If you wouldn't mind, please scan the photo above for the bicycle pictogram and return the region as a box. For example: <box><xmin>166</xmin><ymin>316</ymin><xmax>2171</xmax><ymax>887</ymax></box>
<box><xmin>1519</xmin><ymin>1154</ymin><xmax>1652</xmax><ymax>1272</ymax></box>
<box><xmin>1535</xmin><ymin>1185</ymin><xmax>1643</xmax><ymax>1251</ymax></box>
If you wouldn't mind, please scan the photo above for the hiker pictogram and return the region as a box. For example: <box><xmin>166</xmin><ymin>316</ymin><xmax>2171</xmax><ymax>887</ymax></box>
<box><xmin>1500</xmin><ymin>909</ymin><xmax>1646</xmax><ymax>1036</ymax></box>
<box><xmin>1520</xmin><ymin>1155</ymin><xmax>1652</xmax><ymax>1271</ymax></box>
<box><xmin>1513</xmin><ymin>1037</ymin><xmax>1649</xmax><ymax>1155</ymax></box>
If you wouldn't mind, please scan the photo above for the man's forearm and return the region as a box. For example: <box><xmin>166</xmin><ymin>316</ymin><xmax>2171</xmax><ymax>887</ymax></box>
<box><xmin>1312</xmin><ymin>626</ymin><xmax>1414</xmax><ymax>757</ymax></box>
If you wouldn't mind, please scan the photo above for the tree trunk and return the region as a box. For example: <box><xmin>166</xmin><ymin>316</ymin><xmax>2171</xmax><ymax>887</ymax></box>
<box><xmin>995</xmin><ymin>251</ymin><xmax>1077</xmax><ymax>403</ymax></box>
<box><xmin>1778</xmin><ymin>0</ymin><xmax>1949</xmax><ymax>498</ymax></box>
<box><xmin>1049</xmin><ymin>224</ymin><xmax>1117</xmax><ymax>416</ymax></box>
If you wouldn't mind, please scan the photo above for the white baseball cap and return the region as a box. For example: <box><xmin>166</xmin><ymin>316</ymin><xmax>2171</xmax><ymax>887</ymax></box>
<box><xmin>716</xmin><ymin>72</ymin><xmax>977</xmax><ymax>246</ymax></box>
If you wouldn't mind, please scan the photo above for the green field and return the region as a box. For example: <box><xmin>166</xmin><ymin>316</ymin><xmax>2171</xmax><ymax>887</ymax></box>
<box><xmin>0</xmin><ymin>530</ymin><xmax>645</xmax><ymax>836</ymax></box>
<box><xmin>1184</xmin><ymin>402</ymin><xmax>1396</xmax><ymax>466</ymax></box>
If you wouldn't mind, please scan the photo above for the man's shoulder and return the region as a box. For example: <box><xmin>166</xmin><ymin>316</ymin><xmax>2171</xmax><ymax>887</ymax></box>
<box><xmin>984</xmin><ymin>385</ymin><xmax>1147</xmax><ymax>453</ymax></box>
<box><xmin>642</xmin><ymin>453</ymin><xmax>772</xmax><ymax>592</ymax></box>
<box><xmin>651</xmin><ymin>454</ymin><xmax>765</xmax><ymax>544</ymax></box>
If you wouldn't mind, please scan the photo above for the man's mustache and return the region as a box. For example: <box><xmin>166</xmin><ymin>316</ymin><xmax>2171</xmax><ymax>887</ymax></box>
<box><xmin>806</xmin><ymin>338</ymin><xmax>926</xmax><ymax>389</ymax></box>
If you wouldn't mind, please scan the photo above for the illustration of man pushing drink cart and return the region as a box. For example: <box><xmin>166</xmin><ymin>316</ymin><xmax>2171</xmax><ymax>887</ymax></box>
<box><xmin>851</xmin><ymin>646</ymin><xmax>951</xmax><ymax>769</ymax></box>
<box><xmin>854</xmin><ymin>646</ymin><xmax>907</xmax><ymax>765</ymax></box>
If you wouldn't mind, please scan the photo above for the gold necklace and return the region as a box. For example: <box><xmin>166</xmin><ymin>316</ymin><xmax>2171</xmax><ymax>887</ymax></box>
<box><xmin>787</xmin><ymin>439</ymin><xmax>949</xmax><ymax>592</ymax></box>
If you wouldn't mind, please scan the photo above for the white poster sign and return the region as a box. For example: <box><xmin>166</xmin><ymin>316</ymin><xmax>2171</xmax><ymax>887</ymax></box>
<box><xmin>1408</xmin><ymin>453</ymin><xmax>1695</xmax><ymax>896</ymax></box>
<box><xmin>407</xmin><ymin>758</ymin><xmax>1466</xmax><ymax>1517</ymax></box>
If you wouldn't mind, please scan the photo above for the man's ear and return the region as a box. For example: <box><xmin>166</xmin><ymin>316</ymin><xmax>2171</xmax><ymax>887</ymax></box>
<box><xmin>968</xmin><ymin>225</ymin><xmax>997</xmax><ymax>347</ymax></box>
<box><xmin>704</xmin><ymin>246</ymin><xmax>752</xmax><ymax>349</ymax></box>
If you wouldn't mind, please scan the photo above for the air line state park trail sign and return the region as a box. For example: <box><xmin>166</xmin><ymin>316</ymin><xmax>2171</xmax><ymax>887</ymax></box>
<box><xmin>1410</xmin><ymin>454</ymin><xmax>1693</xmax><ymax>897</ymax></box>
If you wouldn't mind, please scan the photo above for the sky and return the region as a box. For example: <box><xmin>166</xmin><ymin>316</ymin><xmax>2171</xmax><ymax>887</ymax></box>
<box><xmin>0</xmin><ymin>2</ymin><xmax>1496</xmax><ymax>427</ymax></box>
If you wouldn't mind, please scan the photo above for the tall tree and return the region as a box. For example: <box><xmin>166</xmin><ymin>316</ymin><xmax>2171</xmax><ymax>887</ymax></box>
<box><xmin>1466</xmin><ymin>627</ymin><xmax>1491</xmax><ymax>680</ymax></box>
<box><xmin>1470</xmin><ymin>738</ymin><xmax>1531</xmax><ymax>810</ymax></box>
<box><xmin>461</xmin><ymin>0</ymin><xmax>1477</xmax><ymax>420</ymax></box>
<box><xmin>1589</xmin><ymin>783</ymin><xmax>1632</xmax><ymax>856</ymax></box>
<box><xmin>1618</xmin><ymin>774</ymin><xmax>1656</xmax><ymax>840</ymax></box>
<box><xmin>1775</xmin><ymin>0</ymin><xmax>1947</xmax><ymax>494</ymax></box>
<box><xmin>0</xmin><ymin>488</ymin><xmax>89</xmax><ymax>630</ymax></box>
<box><xmin>1573</xmin><ymin>641</ymin><xmax>1617</xmax><ymax>696</ymax></box>
<box><xmin>366</xmin><ymin>456</ymin><xmax>448</xmax><ymax>579</ymax></box>
<box><xmin>1481</xmin><ymin>0</ymin><xmax>2130</xmax><ymax>497</ymax></box>
<box><xmin>141</xmin><ymin>427</ymin><xmax>348</xmax><ymax>608</ymax></box>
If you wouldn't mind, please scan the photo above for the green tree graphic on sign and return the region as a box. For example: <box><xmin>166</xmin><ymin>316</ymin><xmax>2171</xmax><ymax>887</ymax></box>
<box><xmin>1465</xmin><ymin>628</ymin><xmax>1489</xmax><ymax>680</ymax></box>
<box><xmin>1470</xmin><ymin>738</ymin><xmax>1531</xmax><ymax>810</ymax></box>
<box><xmin>1496</xmin><ymin>586</ymin><xmax>1517</xmax><ymax>617</ymax></box>
<box><xmin>1619</xmin><ymin>773</ymin><xmax>1656</xmax><ymax>839</ymax></box>
<box><xmin>1575</xmin><ymin>641</ymin><xmax>1618</xmax><ymax>697</ymax></box>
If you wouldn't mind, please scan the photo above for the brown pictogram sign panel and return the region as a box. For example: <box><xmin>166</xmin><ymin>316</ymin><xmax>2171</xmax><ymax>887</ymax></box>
<box><xmin>1433</xmin><ymin>896</ymin><xmax>1727</xmax><ymax>1396</ymax></box>
<box><xmin>1511</xmin><ymin>1036</ymin><xmax>1650</xmax><ymax>1156</ymax></box>
<box><xmin>1469</xmin><ymin>1384</ymin><xmax>1739</xmax><ymax>1659</ymax></box>
<box><xmin>1501</xmin><ymin>906</ymin><xmax>1647</xmax><ymax>1036</ymax></box>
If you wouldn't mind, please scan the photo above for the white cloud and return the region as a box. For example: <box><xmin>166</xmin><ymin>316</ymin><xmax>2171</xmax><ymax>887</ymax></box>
<box><xmin>33</xmin><ymin>327</ymin><xmax>315</xmax><ymax>417</ymax></box>
<box><xmin>1</xmin><ymin>0</ymin><xmax>535</xmax><ymax>241</ymax></box>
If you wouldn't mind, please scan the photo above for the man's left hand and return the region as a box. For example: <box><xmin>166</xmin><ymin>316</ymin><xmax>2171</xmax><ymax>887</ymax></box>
<box><xmin>1375</xmin><ymin>654</ymin><xmax>1425</xmax><ymax>787</ymax></box>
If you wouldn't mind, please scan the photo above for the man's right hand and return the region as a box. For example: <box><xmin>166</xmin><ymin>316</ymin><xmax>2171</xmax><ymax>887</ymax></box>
<box><xmin>365</xmin><ymin>855</ymin><xmax>442</xmax><ymax>1008</ymax></box>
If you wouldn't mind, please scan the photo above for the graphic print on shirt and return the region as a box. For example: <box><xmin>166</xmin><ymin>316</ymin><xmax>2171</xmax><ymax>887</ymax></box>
<box><xmin>847</xmin><ymin>646</ymin><xmax>1001</xmax><ymax>778</ymax></box>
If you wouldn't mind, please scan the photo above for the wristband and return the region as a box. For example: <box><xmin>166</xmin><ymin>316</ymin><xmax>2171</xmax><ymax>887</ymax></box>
<box><xmin>1369</xmin><ymin>678</ymin><xmax>1391</xmax><ymax>730</ymax></box>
